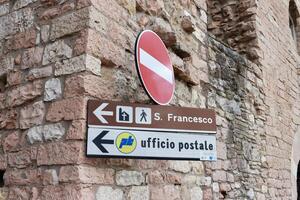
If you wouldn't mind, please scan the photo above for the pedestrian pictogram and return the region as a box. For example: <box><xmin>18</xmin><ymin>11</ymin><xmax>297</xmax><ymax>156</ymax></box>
<box><xmin>135</xmin><ymin>30</ymin><xmax>175</xmax><ymax>105</ymax></box>
<box><xmin>135</xmin><ymin>107</ymin><xmax>151</xmax><ymax>124</ymax></box>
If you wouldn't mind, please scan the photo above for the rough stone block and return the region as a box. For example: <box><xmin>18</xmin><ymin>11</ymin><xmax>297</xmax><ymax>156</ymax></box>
<box><xmin>95</xmin><ymin>186</ymin><xmax>123</xmax><ymax>200</ymax></box>
<box><xmin>0</xmin><ymin>3</ymin><xmax>9</xmax><ymax>17</ymax></box>
<box><xmin>6</xmin><ymin>80</ymin><xmax>43</xmax><ymax>107</ymax></box>
<box><xmin>128</xmin><ymin>186</ymin><xmax>149</xmax><ymax>200</ymax></box>
<box><xmin>7</xmin><ymin>148</ymin><xmax>31</xmax><ymax>168</ymax></box>
<box><xmin>0</xmin><ymin>109</ymin><xmax>18</xmax><ymax>129</ymax></box>
<box><xmin>13</xmin><ymin>0</ymin><xmax>37</xmax><ymax>10</ymax></box>
<box><xmin>20</xmin><ymin>101</ymin><xmax>45</xmax><ymax>129</ymax></box>
<box><xmin>43</xmin><ymin>169</ymin><xmax>59</xmax><ymax>186</ymax></box>
<box><xmin>54</xmin><ymin>54</ymin><xmax>101</xmax><ymax>76</ymax></box>
<box><xmin>46</xmin><ymin>97</ymin><xmax>87</xmax><ymax>122</ymax></box>
<box><xmin>42</xmin><ymin>40</ymin><xmax>72</xmax><ymax>65</ymax></box>
<box><xmin>59</xmin><ymin>166</ymin><xmax>114</xmax><ymax>184</ymax></box>
<box><xmin>22</xmin><ymin>46</ymin><xmax>43</xmax><ymax>69</ymax></box>
<box><xmin>44</xmin><ymin>78</ymin><xmax>62</xmax><ymax>101</ymax></box>
<box><xmin>66</xmin><ymin>120</ymin><xmax>86</xmax><ymax>140</ymax></box>
<box><xmin>40</xmin><ymin>185</ymin><xmax>82</xmax><ymax>199</ymax></box>
<box><xmin>116</xmin><ymin>170</ymin><xmax>144</xmax><ymax>186</ymax></box>
<box><xmin>26</xmin><ymin>66</ymin><xmax>52</xmax><ymax>81</ymax></box>
<box><xmin>50</xmin><ymin>7</ymin><xmax>89</xmax><ymax>40</ymax></box>
<box><xmin>4</xmin><ymin>169</ymin><xmax>40</xmax><ymax>186</ymax></box>
<box><xmin>37</xmin><ymin>142</ymin><xmax>82</xmax><ymax>165</ymax></box>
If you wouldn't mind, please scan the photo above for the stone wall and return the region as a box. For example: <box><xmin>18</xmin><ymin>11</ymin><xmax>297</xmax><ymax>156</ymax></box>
<box><xmin>207</xmin><ymin>0</ymin><xmax>260</xmax><ymax>63</ymax></box>
<box><xmin>0</xmin><ymin>0</ymin><xmax>298</xmax><ymax>199</ymax></box>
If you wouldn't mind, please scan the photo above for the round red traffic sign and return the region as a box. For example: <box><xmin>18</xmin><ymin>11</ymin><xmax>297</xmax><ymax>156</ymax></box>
<box><xmin>135</xmin><ymin>30</ymin><xmax>175</xmax><ymax>105</ymax></box>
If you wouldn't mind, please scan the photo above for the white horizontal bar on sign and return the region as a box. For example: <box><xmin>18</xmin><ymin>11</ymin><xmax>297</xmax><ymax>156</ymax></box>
<box><xmin>139</xmin><ymin>48</ymin><xmax>173</xmax><ymax>84</ymax></box>
<box><xmin>88</xmin><ymin>125</ymin><xmax>217</xmax><ymax>134</ymax></box>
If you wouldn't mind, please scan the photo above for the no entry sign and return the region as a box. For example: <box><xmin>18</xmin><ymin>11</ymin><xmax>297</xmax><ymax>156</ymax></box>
<box><xmin>87</xmin><ymin>100</ymin><xmax>217</xmax><ymax>161</ymax></box>
<box><xmin>135</xmin><ymin>30</ymin><xmax>175</xmax><ymax>105</ymax></box>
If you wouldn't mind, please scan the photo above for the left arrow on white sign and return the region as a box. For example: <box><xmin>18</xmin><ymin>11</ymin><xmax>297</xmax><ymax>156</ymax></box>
<box><xmin>93</xmin><ymin>103</ymin><xmax>113</xmax><ymax>124</ymax></box>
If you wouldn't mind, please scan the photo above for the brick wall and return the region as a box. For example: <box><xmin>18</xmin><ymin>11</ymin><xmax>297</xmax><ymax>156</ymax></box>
<box><xmin>0</xmin><ymin>0</ymin><xmax>298</xmax><ymax>199</ymax></box>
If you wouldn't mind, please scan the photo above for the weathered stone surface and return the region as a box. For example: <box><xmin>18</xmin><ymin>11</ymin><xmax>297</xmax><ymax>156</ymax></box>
<box><xmin>95</xmin><ymin>186</ymin><xmax>123</xmax><ymax>200</ymax></box>
<box><xmin>116</xmin><ymin>170</ymin><xmax>144</xmax><ymax>186</ymax></box>
<box><xmin>7</xmin><ymin>148</ymin><xmax>32</xmax><ymax>168</ymax></box>
<box><xmin>128</xmin><ymin>186</ymin><xmax>149</xmax><ymax>200</ymax></box>
<box><xmin>169</xmin><ymin>161</ymin><xmax>191</xmax><ymax>173</ymax></box>
<box><xmin>0</xmin><ymin>154</ymin><xmax>7</xmax><ymax>170</ymax></box>
<box><xmin>150</xmin><ymin>185</ymin><xmax>181</xmax><ymax>200</ymax></box>
<box><xmin>50</xmin><ymin>7</ymin><xmax>89</xmax><ymax>40</ymax></box>
<box><xmin>42</xmin><ymin>40</ymin><xmax>72</xmax><ymax>65</ymax></box>
<box><xmin>37</xmin><ymin>142</ymin><xmax>82</xmax><ymax>165</ymax></box>
<box><xmin>27</xmin><ymin>66</ymin><xmax>52</xmax><ymax>81</ymax></box>
<box><xmin>66</xmin><ymin>120</ymin><xmax>86</xmax><ymax>140</ymax></box>
<box><xmin>59</xmin><ymin>166</ymin><xmax>114</xmax><ymax>184</ymax></box>
<box><xmin>43</xmin><ymin>169</ymin><xmax>59</xmax><ymax>185</ymax></box>
<box><xmin>6</xmin><ymin>80</ymin><xmax>43</xmax><ymax>107</ymax></box>
<box><xmin>2</xmin><ymin>131</ymin><xmax>20</xmax><ymax>152</ymax></box>
<box><xmin>13</xmin><ymin>0</ymin><xmax>37</xmax><ymax>10</ymax></box>
<box><xmin>136</xmin><ymin>0</ymin><xmax>164</xmax><ymax>15</ymax></box>
<box><xmin>4</xmin><ymin>169</ymin><xmax>40</xmax><ymax>186</ymax></box>
<box><xmin>0</xmin><ymin>3</ymin><xmax>9</xmax><ymax>17</ymax></box>
<box><xmin>20</xmin><ymin>101</ymin><xmax>45</xmax><ymax>129</ymax></box>
<box><xmin>27</xmin><ymin>126</ymin><xmax>43</xmax><ymax>144</ymax></box>
<box><xmin>54</xmin><ymin>54</ymin><xmax>101</xmax><ymax>76</ymax></box>
<box><xmin>5</xmin><ymin>28</ymin><xmax>36</xmax><ymax>51</ymax></box>
<box><xmin>150</xmin><ymin>18</ymin><xmax>176</xmax><ymax>47</ymax></box>
<box><xmin>190</xmin><ymin>186</ymin><xmax>203</xmax><ymax>200</ymax></box>
<box><xmin>0</xmin><ymin>110</ymin><xmax>18</xmax><ymax>129</ymax></box>
<box><xmin>0</xmin><ymin>7</ymin><xmax>34</xmax><ymax>40</ymax></box>
<box><xmin>22</xmin><ymin>46</ymin><xmax>43</xmax><ymax>69</ymax></box>
<box><xmin>40</xmin><ymin>185</ymin><xmax>82</xmax><ymax>200</ymax></box>
<box><xmin>43</xmin><ymin>123</ymin><xmax>66</xmax><ymax>141</ymax></box>
<box><xmin>86</xmin><ymin>29</ymin><xmax>125</xmax><ymax>66</ymax></box>
<box><xmin>46</xmin><ymin>97</ymin><xmax>87</xmax><ymax>122</ymax></box>
<box><xmin>181</xmin><ymin>10</ymin><xmax>196</xmax><ymax>33</ymax></box>
<box><xmin>27</xmin><ymin>123</ymin><xmax>65</xmax><ymax>143</ymax></box>
<box><xmin>44</xmin><ymin>78</ymin><xmax>62</xmax><ymax>101</ymax></box>
<box><xmin>0</xmin><ymin>54</ymin><xmax>14</xmax><ymax>76</ymax></box>
<box><xmin>7</xmin><ymin>70</ymin><xmax>22</xmax><ymax>86</ymax></box>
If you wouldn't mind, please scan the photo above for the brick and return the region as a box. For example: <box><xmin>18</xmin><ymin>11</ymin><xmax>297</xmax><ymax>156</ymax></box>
<box><xmin>59</xmin><ymin>166</ymin><xmax>114</xmax><ymax>184</ymax></box>
<box><xmin>21</xmin><ymin>46</ymin><xmax>43</xmax><ymax>69</ymax></box>
<box><xmin>54</xmin><ymin>54</ymin><xmax>101</xmax><ymax>76</ymax></box>
<box><xmin>37</xmin><ymin>142</ymin><xmax>82</xmax><ymax>165</ymax></box>
<box><xmin>42</xmin><ymin>40</ymin><xmax>72</xmax><ymax>65</ymax></box>
<box><xmin>6</xmin><ymin>80</ymin><xmax>43</xmax><ymax>107</ymax></box>
<box><xmin>44</xmin><ymin>78</ymin><xmax>62</xmax><ymax>101</ymax></box>
<box><xmin>20</xmin><ymin>101</ymin><xmax>45</xmax><ymax>129</ymax></box>
<box><xmin>0</xmin><ymin>110</ymin><xmax>18</xmax><ymax>130</ymax></box>
<box><xmin>26</xmin><ymin>66</ymin><xmax>52</xmax><ymax>81</ymax></box>
<box><xmin>4</xmin><ymin>169</ymin><xmax>40</xmax><ymax>186</ymax></box>
<box><xmin>46</xmin><ymin>97</ymin><xmax>87</xmax><ymax>122</ymax></box>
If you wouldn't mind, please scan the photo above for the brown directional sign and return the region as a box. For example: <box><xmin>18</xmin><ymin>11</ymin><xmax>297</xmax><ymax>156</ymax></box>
<box><xmin>88</xmin><ymin>100</ymin><xmax>216</xmax><ymax>133</ymax></box>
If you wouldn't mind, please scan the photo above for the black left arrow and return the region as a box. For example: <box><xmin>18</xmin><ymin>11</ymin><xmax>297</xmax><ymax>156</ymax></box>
<box><xmin>93</xmin><ymin>130</ymin><xmax>114</xmax><ymax>153</ymax></box>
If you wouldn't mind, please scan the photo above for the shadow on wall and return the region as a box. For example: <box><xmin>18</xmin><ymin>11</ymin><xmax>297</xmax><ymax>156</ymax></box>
<box><xmin>297</xmin><ymin>161</ymin><xmax>300</xmax><ymax>200</ymax></box>
<box><xmin>292</xmin><ymin>131</ymin><xmax>300</xmax><ymax>200</ymax></box>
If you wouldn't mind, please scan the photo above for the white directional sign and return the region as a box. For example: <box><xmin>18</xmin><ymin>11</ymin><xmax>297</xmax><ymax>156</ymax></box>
<box><xmin>87</xmin><ymin>128</ymin><xmax>217</xmax><ymax>160</ymax></box>
<box><xmin>87</xmin><ymin>100</ymin><xmax>217</xmax><ymax>161</ymax></box>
